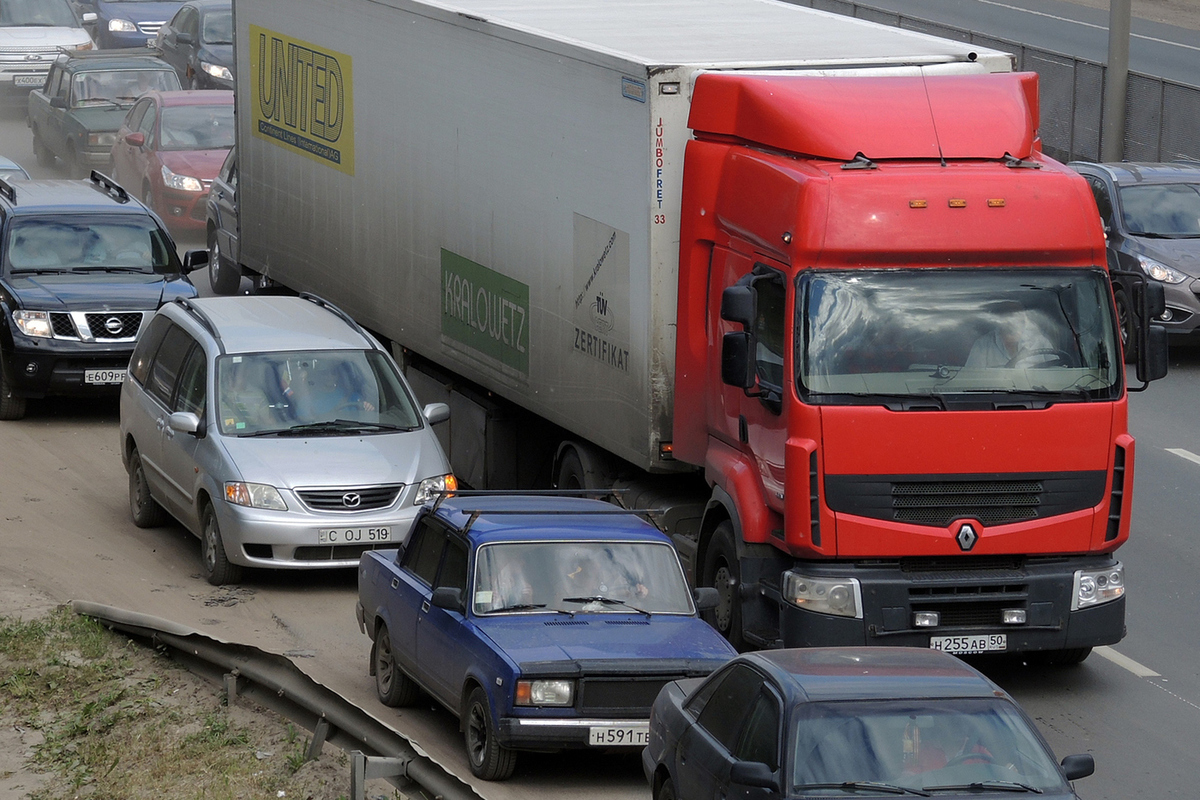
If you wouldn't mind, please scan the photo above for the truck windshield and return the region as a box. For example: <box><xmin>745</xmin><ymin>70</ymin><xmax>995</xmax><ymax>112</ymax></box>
<box><xmin>797</xmin><ymin>268</ymin><xmax>1121</xmax><ymax>407</ymax></box>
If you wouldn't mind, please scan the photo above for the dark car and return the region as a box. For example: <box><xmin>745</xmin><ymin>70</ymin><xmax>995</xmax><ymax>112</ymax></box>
<box><xmin>110</xmin><ymin>89</ymin><xmax>233</xmax><ymax>232</ymax></box>
<box><xmin>643</xmin><ymin>647</ymin><xmax>1096</xmax><ymax>800</ymax></box>
<box><xmin>356</xmin><ymin>494</ymin><xmax>737</xmax><ymax>780</ymax></box>
<box><xmin>0</xmin><ymin>172</ymin><xmax>199</xmax><ymax>420</ymax></box>
<box><xmin>28</xmin><ymin>51</ymin><xmax>181</xmax><ymax>178</ymax></box>
<box><xmin>71</xmin><ymin>0</ymin><xmax>184</xmax><ymax>49</ymax></box>
<box><xmin>153</xmin><ymin>0</ymin><xmax>232</xmax><ymax>90</ymax></box>
<box><xmin>1070</xmin><ymin>160</ymin><xmax>1200</xmax><ymax>359</ymax></box>
<box><xmin>204</xmin><ymin>144</ymin><xmax>238</xmax><ymax>293</ymax></box>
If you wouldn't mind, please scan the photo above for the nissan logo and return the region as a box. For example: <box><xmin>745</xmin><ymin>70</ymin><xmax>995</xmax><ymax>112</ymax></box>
<box><xmin>341</xmin><ymin>492</ymin><xmax>361</xmax><ymax>508</ymax></box>
<box><xmin>104</xmin><ymin>317</ymin><xmax>124</xmax><ymax>335</ymax></box>
<box><xmin>956</xmin><ymin>522</ymin><xmax>979</xmax><ymax>552</ymax></box>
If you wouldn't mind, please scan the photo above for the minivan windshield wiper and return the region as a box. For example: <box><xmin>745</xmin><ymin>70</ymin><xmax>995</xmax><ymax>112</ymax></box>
<box><xmin>275</xmin><ymin>420</ymin><xmax>414</xmax><ymax>435</ymax></box>
<box><xmin>795</xmin><ymin>782</ymin><xmax>930</xmax><ymax>796</ymax></box>
<box><xmin>922</xmin><ymin>781</ymin><xmax>1042</xmax><ymax>794</ymax></box>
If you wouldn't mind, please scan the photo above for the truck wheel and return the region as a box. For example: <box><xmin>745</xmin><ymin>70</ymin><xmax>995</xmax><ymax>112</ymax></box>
<box><xmin>128</xmin><ymin>447</ymin><xmax>168</xmax><ymax>527</ymax></box>
<box><xmin>32</xmin><ymin>129</ymin><xmax>54</xmax><ymax>168</ymax></box>
<box><xmin>208</xmin><ymin>227</ymin><xmax>240</xmax><ymax>295</ymax></box>
<box><xmin>1114</xmin><ymin>289</ymin><xmax>1137</xmax><ymax>364</ymax></box>
<box><xmin>555</xmin><ymin>445</ymin><xmax>613</xmax><ymax>497</ymax></box>
<box><xmin>464</xmin><ymin>686</ymin><xmax>516</xmax><ymax>780</ymax></box>
<box><xmin>200</xmin><ymin>505</ymin><xmax>242</xmax><ymax>586</ymax></box>
<box><xmin>0</xmin><ymin>370</ymin><xmax>27</xmax><ymax>421</ymax></box>
<box><xmin>702</xmin><ymin>521</ymin><xmax>745</xmax><ymax>651</ymax></box>
<box><xmin>373</xmin><ymin>623</ymin><xmax>420</xmax><ymax>706</ymax></box>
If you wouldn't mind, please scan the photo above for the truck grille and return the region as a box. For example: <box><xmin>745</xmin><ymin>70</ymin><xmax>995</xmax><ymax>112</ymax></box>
<box><xmin>296</xmin><ymin>485</ymin><xmax>403</xmax><ymax>512</ymax></box>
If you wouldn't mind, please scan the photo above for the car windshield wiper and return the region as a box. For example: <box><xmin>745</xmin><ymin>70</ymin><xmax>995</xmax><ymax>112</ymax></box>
<box><xmin>9</xmin><ymin>268</ymin><xmax>68</xmax><ymax>275</ymax></box>
<box><xmin>276</xmin><ymin>419</ymin><xmax>405</xmax><ymax>435</ymax></box>
<box><xmin>806</xmin><ymin>391</ymin><xmax>947</xmax><ymax>410</ymax></box>
<box><xmin>922</xmin><ymin>781</ymin><xmax>1042</xmax><ymax>794</ymax></box>
<box><xmin>560</xmin><ymin>595</ymin><xmax>652</xmax><ymax>617</ymax></box>
<box><xmin>1128</xmin><ymin>230</ymin><xmax>1200</xmax><ymax>239</ymax></box>
<box><xmin>71</xmin><ymin>266</ymin><xmax>151</xmax><ymax>273</ymax></box>
<box><xmin>796</xmin><ymin>782</ymin><xmax>930</xmax><ymax>796</ymax></box>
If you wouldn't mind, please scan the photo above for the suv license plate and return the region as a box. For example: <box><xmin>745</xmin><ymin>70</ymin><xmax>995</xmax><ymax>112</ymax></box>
<box><xmin>930</xmin><ymin>634</ymin><xmax>1007</xmax><ymax>655</ymax></box>
<box><xmin>14</xmin><ymin>75</ymin><xmax>43</xmax><ymax>87</ymax></box>
<box><xmin>588</xmin><ymin>726</ymin><xmax>649</xmax><ymax>747</ymax></box>
<box><xmin>318</xmin><ymin>527</ymin><xmax>392</xmax><ymax>544</ymax></box>
<box><xmin>85</xmin><ymin>369</ymin><xmax>126</xmax><ymax>385</ymax></box>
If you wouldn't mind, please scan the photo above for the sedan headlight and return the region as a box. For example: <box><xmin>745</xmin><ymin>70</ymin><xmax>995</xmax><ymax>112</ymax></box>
<box><xmin>200</xmin><ymin>61</ymin><xmax>233</xmax><ymax>82</ymax></box>
<box><xmin>13</xmin><ymin>310</ymin><xmax>52</xmax><ymax>339</ymax></box>
<box><xmin>1137</xmin><ymin>254</ymin><xmax>1188</xmax><ymax>284</ymax></box>
<box><xmin>413</xmin><ymin>473</ymin><xmax>458</xmax><ymax>505</ymax></box>
<box><xmin>515</xmin><ymin>679</ymin><xmax>574</xmax><ymax>707</ymax></box>
<box><xmin>161</xmin><ymin>164</ymin><xmax>204</xmax><ymax>192</ymax></box>
<box><xmin>782</xmin><ymin>571</ymin><xmax>862</xmax><ymax>619</ymax></box>
<box><xmin>108</xmin><ymin>18</ymin><xmax>138</xmax><ymax>32</ymax></box>
<box><xmin>88</xmin><ymin>132</ymin><xmax>117</xmax><ymax>148</ymax></box>
<box><xmin>1072</xmin><ymin>563</ymin><xmax>1124</xmax><ymax>611</ymax></box>
<box><xmin>224</xmin><ymin>482</ymin><xmax>287</xmax><ymax>511</ymax></box>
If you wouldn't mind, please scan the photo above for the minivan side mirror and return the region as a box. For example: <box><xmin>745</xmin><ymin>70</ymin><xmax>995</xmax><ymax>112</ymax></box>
<box><xmin>167</xmin><ymin>411</ymin><xmax>201</xmax><ymax>436</ymax></box>
<box><xmin>423</xmin><ymin>402</ymin><xmax>450</xmax><ymax>425</ymax></box>
<box><xmin>430</xmin><ymin>586</ymin><xmax>464</xmax><ymax>613</ymax></box>
<box><xmin>125</xmin><ymin>131</ymin><xmax>145</xmax><ymax>147</ymax></box>
<box><xmin>1061</xmin><ymin>753</ymin><xmax>1094</xmax><ymax>781</ymax></box>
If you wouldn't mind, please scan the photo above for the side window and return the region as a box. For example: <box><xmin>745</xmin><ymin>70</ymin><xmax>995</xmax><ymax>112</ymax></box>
<box><xmin>694</xmin><ymin>664</ymin><xmax>766</xmax><ymax>751</ymax></box>
<box><xmin>146</xmin><ymin>325</ymin><xmax>195</xmax><ymax>406</ymax></box>
<box><xmin>1088</xmin><ymin>178</ymin><xmax>1115</xmax><ymax>229</ymax></box>
<box><xmin>753</xmin><ymin>270</ymin><xmax>786</xmax><ymax>392</ymax></box>
<box><xmin>174</xmin><ymin>345</ymin><xmax>206</xmax><ymax>415</ymax></box>
<box><xmin>56</xmin><ymin>71</ymin><xmax>71</xmax><ymax>102</ymax></box>
<box><xmin>435</xmin><ymin>538</ymin><xmax>469</xmax><ymax>593</ymax></box>
<box><xmin>125</xmin><ymin>98</ymin><xmax>150</xmax><ymax>133</ymax></box>
<box><xmin>227</xmin><ymin>157</ymin><xmax>238</xmax><ymax>189</ymax></box>
<box><xmin>139</xmin><ymin>102</ymin><xmax>158</xmax><ymax>147</ymax></box>
<box><xmin>734</xmin><ymin>688</ymin><xmax>781</xmax><ymax>770</ymax></box>
<box><xmin>46</xmin><ymin>67</ymin><xmax>63</xmax><ymax>98</ymax></box>
<box><xmin>402</xmin><ymin>519</ymin><xmax>445</xmax><ymax>586</ymax></box>
<box><xmin>183</xmin><ymin>7</ymin><xmax>200</xmax><ymax>36</ymax></box>
<box><xmin>129</xmin><ymin>314</ymin><xmax>172</xmax><ymax>385</ymax></box>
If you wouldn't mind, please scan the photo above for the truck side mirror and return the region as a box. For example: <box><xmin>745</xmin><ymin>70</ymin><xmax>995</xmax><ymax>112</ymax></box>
<box><xmin>1061</xmin><ymin>753</ymin><xmax>1094</xmax><ymax>781</ymax></box>
<box><xmin>430</xmin><ymin>586</ymin><xmax>464</xmax><ymax>613</ymax></box>
<box><xmin>720</xmin><ymin>284</ymin><xmax>755</xmax><ymax>327</ymax></box>
<box><xmin>722</xmin><ymin>331</ymin><xmax>755</xmax><ymax>389</ymax></box>
<box><xmin>1137</xmin><ymin>325</ymin><xmax>1169</xmax><ymax>383</ymax></box>
<box><xmin>1136</xmin><ymin>280</ymin><xmax>1166</xmax><ymax>320</ymax></box>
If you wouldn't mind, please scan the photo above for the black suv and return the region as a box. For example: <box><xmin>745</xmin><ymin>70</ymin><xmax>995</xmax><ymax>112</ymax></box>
<box><xmin>0</xmin><ymin>172</ymin><xmax>199</xmax><ymax>420</ymax></box>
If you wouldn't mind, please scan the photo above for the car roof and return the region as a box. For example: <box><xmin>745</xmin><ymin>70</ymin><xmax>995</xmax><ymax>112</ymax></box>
<box><xmin>188</xmin><ymin>0</ymin><xmax>231</xmax><ymax>10</ymax></box>
<box><xmin>56</xmin><ymin>52</ymin><xmax>175</xmax><ymax>72</ymax></box>
<box><xmin>428</xmin><ymin>495</ymin><xmax>673</xmax><ymax>546</ymax></box>
<box><xmin>1069</xmin><ymin>160</ymin><xmax>1200</xmax><ymax>186</ymax></box>
<box><xmin>0</xmin><ymin>177</ymin><xmax>147</xmax><ymax>215</ymax></box>
<box><xmin>146</xmin><ymin>89</ymin><xmax>234</xmax><ymax>107</ymax></box>
<box><xmin>737</xmin><ymin>647</ymin><xmax>1006</xmax><ymax>703</ymax></box>
<box><xmin>172</xmin><ymin>296</ymin><xmax>377</xmax><ymax>354</ymax></box>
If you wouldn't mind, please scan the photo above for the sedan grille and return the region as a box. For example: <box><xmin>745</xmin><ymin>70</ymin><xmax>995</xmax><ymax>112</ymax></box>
<box><xmin>137</xmin><ymin>21</ymin><xmax>164</xmax><ymax>36</ymax></box>
<box><xmin>578</xmin><ymin>678</ymin><xmax>672</xmax><ymax>716</ymax></box>
<box><xmin>296</xmin><ymin>485</ymin><xmax>404</xmax><ymax>512</ymax></box>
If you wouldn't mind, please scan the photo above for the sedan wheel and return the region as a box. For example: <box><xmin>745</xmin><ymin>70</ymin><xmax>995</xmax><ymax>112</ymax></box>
<box><xmin>464</xmin><ymin>686</ymin><xmax>516</xmax><ymax>780</ymax></box>
<box><xmin>373</xmin><ymin>623</ymin><xmax>420</xmax><ymax>706</ymax></box>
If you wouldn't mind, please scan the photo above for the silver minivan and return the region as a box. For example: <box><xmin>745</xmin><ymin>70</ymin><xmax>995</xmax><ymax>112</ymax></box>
<box><xmin>119</xmin><ymin>294</ymin><xmax>456</xmax><ymax>585</ymax></box>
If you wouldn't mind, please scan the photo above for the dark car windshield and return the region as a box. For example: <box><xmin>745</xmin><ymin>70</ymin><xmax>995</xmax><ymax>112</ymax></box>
<box><xmin>473</xmin><ymin>540</ymin><xmax>694</xmax><ymax>615</ymax></box>
<box><xmin>798</xmin><ymin>269</ymin><xmax>1121</xmax><ymax>407</ymax></box>
<box><xmin>792</xmin><ymin>698</ymin><xmax>1068</xmax><ymax>794</ymax></box>
<box><xmin>216</xmin><ymin>350</ymin><xmax>423</xmax><ymax>436</ymax></box>
<box><xmin>159</xmin><ymin>104</ymin><xmax>235</xmax><ymax>151</ymax></box>
<box><xmin>202</xmin><ymin>9</ymin><xmax>232</xmax><ymax>44</ymax></box>
<box><xmin>71</xmin><ymin>69</ymin><xmax>180</xmax><ymax>106</ymax></box>
<box><xmin>5</xmin><ymin>215</ymin><xmax>177</xmax><ymax>274</ymax></box>
<box><xmin>1119</xmin><ymin>182</ymin><xmax>1200</xmax><ymax>237</ymax></box>
<box><xmin>0</xmin><ymin>0</ymin><xmax>79</xmax><ymax>27</ymax></box>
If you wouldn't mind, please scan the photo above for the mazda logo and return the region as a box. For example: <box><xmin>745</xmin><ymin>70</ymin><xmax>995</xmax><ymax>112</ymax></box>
<box><xmin>104</xmin><ymin>317</ymin><xmax>124</xmax><ymax>335</ymax></box>
<box><xmin>341</xmin><ymin>493</ymin><xmax>361</xmax><ymax>508</ymax></box>
<box><xmin>956</xmin><ymin>522</ymin><xmax>979</xmax><ymax>552</ymax></box>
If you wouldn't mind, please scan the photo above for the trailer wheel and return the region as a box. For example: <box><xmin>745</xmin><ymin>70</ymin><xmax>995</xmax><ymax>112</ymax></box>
<box><xmin>702</xmin><ymin>521</ymin><xmax>745</xmax><ymax>650</ymax></box>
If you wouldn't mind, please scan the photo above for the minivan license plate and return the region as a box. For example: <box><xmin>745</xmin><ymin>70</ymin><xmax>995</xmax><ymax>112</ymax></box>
<box><xmin>318</xmin><ymin>527</ymin><xmax>392</xmax><ymax>544</ymax></box>
<box><xmin>930</xmin><ymin>634</ymin><xmax>1006</xmax><ymax>654</ymax></box>
<box><xmin>588</xmin><ymin>726</ymin><xmax>649</xmax><ymax>747</ymax></box>
<box><xmin>85</xmin><ymin>369</ymin><xmax>126</xmax><ymax>385</ymax></box>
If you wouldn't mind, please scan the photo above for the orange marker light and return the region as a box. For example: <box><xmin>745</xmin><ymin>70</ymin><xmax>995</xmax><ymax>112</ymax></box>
<box><xmin>988</xmin><ymin>198</ymin><xmax>1006</xmax><ymax>207</ymax></box>
<box><xmin>909</xmin><ymin>200</ymin><xmax>928</xmax><ymax>209</ymax></box>
<box><xmin>948</xmin><ymin>199</ymin><xmax>967</xmax><ymax>208</ymax></box>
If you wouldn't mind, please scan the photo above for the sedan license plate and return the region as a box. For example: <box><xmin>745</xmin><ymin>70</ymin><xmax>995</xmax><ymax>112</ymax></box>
<box><xmin>588</xmin><ymin>725</ymin><xmax>649</xmax><ymax>747</ymax></box>
<box><xmin>930</xmin><ymin>634</ymin><xmax>1006</xmax><ymax>655</ymax></box>
<box><xmin>85</xmin><ymin>369</ymin><xmax>126</xmax><ymax>385</ymax></box>
<box><xmin>317</xmin><ymin>527</ymin><xmax>392</xmax><ymax>544</ymax></box>
<box><xmin>14</xmin><ymin>75</ymin><xmax>43</xmax><ymax>87</ymax></box>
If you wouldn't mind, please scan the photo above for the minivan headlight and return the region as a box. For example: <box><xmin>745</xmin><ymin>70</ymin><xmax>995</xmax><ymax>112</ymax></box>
<box><xmin>13</xmin><ymin>310</ymin><xmax>52</xmax><ymax>338</ymax></box>
<box><xmin>413</xmin><ymin>473</ymin><xmax>457</xmax><ymax>505</ymax></box>
<box><xmin>225</xmin><ymin>482</ymin><xmax>287</xmax><ymax>511</ymax></box>
<box><xmin>782</xmin><ymin>571</ymin><xmax>862</xmax><ymax>619</ymax></box>
<box><xmin>1072</xmin><ymin>563</ymin><xmax>1124</xmax><ymax>611</ymax></box>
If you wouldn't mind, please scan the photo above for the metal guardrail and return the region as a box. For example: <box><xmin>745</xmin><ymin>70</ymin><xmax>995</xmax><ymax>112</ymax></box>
<box><xmin>71</xmin><ymin>600</ymin><xmax>483</xmax><ymax>800</ymax></box>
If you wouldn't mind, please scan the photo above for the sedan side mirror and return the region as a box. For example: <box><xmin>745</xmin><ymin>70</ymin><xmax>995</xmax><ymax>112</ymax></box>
<box><xmin>50</xmin><ymin>97</ymin><xmax>67</xmax><ymax>109</ymax></box>
<box><xmin>729</xmin><ymin>760</ymin><xmax>778</xmax><ymax>791</ymax></box>
<box><xmin>82</xmin><ymin>11</ymin><xmax>98</xmax><ymax>23</ymax></box>
<box><xmin>423</xmin><ymin>402</ymin><xmax>450</xmax><ymax>425</ymax></box>
<box><xmin>125</xmin><ymin>131</ymin><xmax>145</xmax><ymax>147</ymax></box>
<box><xmin>693</xmin><ymin>587</ymin><xmax>720</xmax><ymax>612</ymax></box>
<box><xmin>181</xmin><ymin>248</ymin><xmax>209</xmax><ymax>274</ymax></box>
<box><xmin>430</xmin><ymin>586</ymin><xmax>464</xmax><ymax>613</ymax></box>
<box><xmin>176</xmin><ymin>32</ymin><xmax>195</xmax><ymax>45</ymax></box>
<box><xmin>1061</xmin><ymin>753</ymin><xmax>1094</xmax><ymax>781</ymax></box>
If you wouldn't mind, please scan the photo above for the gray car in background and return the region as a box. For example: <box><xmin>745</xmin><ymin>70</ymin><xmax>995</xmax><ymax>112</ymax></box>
<box><xmin>119</xmin><ymin>293</ymin><xmax>456</xmax><ymax>585</ymax></box>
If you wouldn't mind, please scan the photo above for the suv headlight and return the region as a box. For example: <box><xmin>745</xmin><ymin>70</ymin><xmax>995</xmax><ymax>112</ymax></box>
<box><xmin>782</xmin><ymin>571</ymin><xmax>862</xmax><ymax>619</ymax></box>
<box><xmin>225</xmin><ymin>482</ymin><xmax>287</xmax><ymax>511</ymax></box>
<box><xmin>201</xmin><ymin>61</ymin><xmax>233</xmax><ymax>81</ymax></box>
<box><xmin>109</xmin><ymin>18</ymin><xmax>138</xmax><ymax>32</ymax></box>
<box><xmin>413</xmin><ymin>473</ymin><xmax>457</xmax><ymax>505</ymax></box>
<box><xmin>1072</xmin><ymin>563</ymin><xmax>1124</xmax><ymax>611</ymax></box>
<box><xmin>162</xmin><ymin>164</ymin><xmax>204</xmax><ymax>192</ymax></box>
<box><xmin>515</xmin><ymin>679</ymin><xmax>574</xmax><ymax>707</ymax></box>
<box><xmin>1137</xmin><ymin>254</ymin><xmax>1188</xmax><ymax>284</ymax></box>
<box><xmin>13</xmin><ymin>310</ymin><xmax>52</xmax><ymax>338</ymax></box>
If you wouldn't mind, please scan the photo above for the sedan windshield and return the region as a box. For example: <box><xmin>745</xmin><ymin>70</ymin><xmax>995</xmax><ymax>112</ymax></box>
<box><xmin>792</xmin><ymin>698</ymin><xmax>1068</xmax><ymax>794</ymax></box>
<box><xmin>216</xmin><ymin>350</ymin><xmax>423</xmax><ymax>436</ymax></box>
<box><xmin>5</xmin><ymin>215</ymin><xmax>176</xmax><ymax>274</ymax></box>
<box><xmin>159</xmin><ymin>104</ymin><xmax>235</xmax><ymax>151</ymax></box>
<box><xmin>0</xmin><ymin>0</ymin><xmax>78</xmax><ymax>27</ymax></box>
<box><xmin>473</xmin><ymin>540</ymin><xmax>694</xmax><ymax>615</ymax></box>
<box><xmin>1119</xmin><ymin>182</ymin><xmax>1200</xmax><ymax>237</ymax></box>
<box><xmin>798</xmin><ymin>269</ymin><xmax>1121</xmax><ymax>408</ymax></box>
<box><xmin>202</xmin><ymin>9</ymin><xmax>232</xmax><ymax>44</ymax></box>
<box><xmin>71</xmin><ymin>69</ymin><xmax>180</xmax><ymax>106</ymax></box>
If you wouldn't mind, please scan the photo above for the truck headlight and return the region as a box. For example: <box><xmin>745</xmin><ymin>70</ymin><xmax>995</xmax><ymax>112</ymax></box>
<box><xmin>162</xmin><ymin>164</ymin><xmax>204</xmax><ymax>192</ymax></box>
<box><xmin>224</xmin><ymin>482</ymin><xmax>287</xmax><ymax>511</ymax></box>
<box><xmin>13</xmin><ymin>310</ymin><xmax>52</xmax><ymax>339</ymax></box>
<box><xmin>1072</xmin><ymin>563</ymin><xmax>1124</xmax><ymax>611</ymax></box>
<box><xmin>88</xmin><ymin>132</ymin><xmax>117</xmax><ymax>148</ymax></box>
<box><xmin>108</xmin><ymin>18</ymin><xmax>138</xmax><ymax>32</ymax></box>
<box><xmin>1137</xmin><ymin>255</ymin><xmax>1187</xmax><ymax>284</ymax></box>
<box><xmin>515</xmin><ymin>679</ymin><xmax>574</xmax><ymax>707</ymax></box>
<box><xmin>782</xmin><ymin>571</ymin><xmax>862</xmax><ymax>619</ymax></box>
<box><xmin>413</xmin><ymin>473</ymin><xmax>457</xmax><ymax>505</ymax></box>
<box><xmin>201</xmin><ymin>61</ymin><xmax>233</xmax><ymax>81</ymax></box>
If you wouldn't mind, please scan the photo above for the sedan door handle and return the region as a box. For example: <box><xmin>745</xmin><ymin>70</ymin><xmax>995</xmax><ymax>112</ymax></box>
<box><xmin>421</xmin><ymin>601</ymin><xmax>431</xmax><ymax>613</ymax></box>
<box><xmin>390</xmin><ymin>578</ymin><xmax>399</xmax><ymax>590</ymax></box>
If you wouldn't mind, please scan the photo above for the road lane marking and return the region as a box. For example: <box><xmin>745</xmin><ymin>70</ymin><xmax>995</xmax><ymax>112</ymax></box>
<box><xmin>1095</xmin><ymin>645</ymin><xmax>1160</xmax><ymax>677</ymax></box>
<box><xmin>1167</xmin><ymin>447</ymin><xmax>1200</xmax><ymax>466</ymax></box>
<box><xmin>977</xmin><ymin>0</ymin><xmax>1200</xmax><ymax>53</ymax></box>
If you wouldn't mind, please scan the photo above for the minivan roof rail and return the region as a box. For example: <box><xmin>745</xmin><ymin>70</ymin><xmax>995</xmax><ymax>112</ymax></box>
<box><xmin>299</xmin><ymin>292</ymin><xmax>379</xmax><ymax>349</ymax></box>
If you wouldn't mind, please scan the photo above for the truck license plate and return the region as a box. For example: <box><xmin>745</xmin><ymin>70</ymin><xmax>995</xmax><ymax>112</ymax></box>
<box><xmin>318</xmin><ymin>527</ymin><xmax>392</xmax><ymax>544</ymax></box>
<box><xmin>930</xmin><ymin>634</ymin><xmax>1006</xmax><ymax>655</ymax></box>
<box><xmin>84</xmin><ymin>369</ymin><xmax>126</xmax><ymax>385</ymax></box>
<box><xmin>588</xmin><ymin>725</ymin><xmax>649</xmax><ymax>747</ymax></box>
<box><xmin>14</xmin><ymin>75</ymin><xmax>43</xmax><ymax>87</ymax></box>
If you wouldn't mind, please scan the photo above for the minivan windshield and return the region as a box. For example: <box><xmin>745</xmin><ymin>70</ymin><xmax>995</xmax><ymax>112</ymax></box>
<box><xmin>5</xmin><ymin>215</ymin><xmax>177</xmax><ymax>274</ymax></box>
<box><xmin>0</xmin><ymin>0</ymin><xmax>78</xmax><ymax>27</ymax></box>
<box><xmin>798</xmin><ymin>268</ymin><xmax>1122</xmax><ymax>408</ymax></box>
<box><xmin>216</xmin><ymin>350</ymin><xmax>424</xmax><ymax>436</ymax></box>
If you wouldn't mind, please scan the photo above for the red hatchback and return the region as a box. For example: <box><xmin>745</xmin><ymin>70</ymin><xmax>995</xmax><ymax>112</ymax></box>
<box><xmin>110</xmin><ymin>90</ymin><xmax>234</xmax><ymax>233</ymax></box>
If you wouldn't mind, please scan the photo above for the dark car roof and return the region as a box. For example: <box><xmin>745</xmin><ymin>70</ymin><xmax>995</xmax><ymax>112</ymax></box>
<box><xmin>428</xmin><ymin>495</ymin><xmax>673</xmax><ymax>546</ymax></box>
<box><xmin>187</xmin><ymin>0</ymin><xmax>231</xmax><ymax>11</ymax></box>
<box><xmin>145</xmin><ymin>89</ymin><xmax>234</xmax><ymax>108</ymax></box>
<box><xmin>0</xmin><ymin>176</ymin><xmax>146</xmax><ymax>217</ymax></box>
<box><xmin>737</xmin><ymin>647</ymin><xmax>1006</xmax><ymax>703</ymax></box>
<box><xmin>1070</xmin><ymin>160</ymin><xmax>1200</xmax><ymax>187</ymax></box>
<box><xmin>55</xmin><ymin>52</ymin><xmax>175</xmax><ymax>73</ymax></box>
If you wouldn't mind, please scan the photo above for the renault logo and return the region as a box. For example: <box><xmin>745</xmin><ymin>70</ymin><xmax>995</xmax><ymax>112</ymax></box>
<box><xmin>104</xmin><ymin>317</ymin><xmax>124</xmax><ymax>335</ymax></box>
<box><xmin>956</xmin><ymin>522</ymin><xmax>979</xmax><ymax>552</ymax></box>
<box><xmin>341</xmin><ymin>493</ymin><xmax>361</xmax><ymax>508</ymax></box>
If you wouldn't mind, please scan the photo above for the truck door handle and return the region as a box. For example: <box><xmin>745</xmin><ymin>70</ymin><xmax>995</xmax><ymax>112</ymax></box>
<box><xmin>390</xmin><ymin>578</ymin><xmax>399</xmax><ymax>589</ymax></box>
<box><xmin>421</xmin><ymin>601</ymin><xmax>431</xmax><ymax>613</ymax></box>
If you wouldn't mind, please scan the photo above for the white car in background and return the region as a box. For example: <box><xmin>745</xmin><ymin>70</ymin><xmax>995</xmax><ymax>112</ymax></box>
<box><xmin>0</xmin><ymin>0</ymin><xmax>93</xmax><ymax>101</ymax></box>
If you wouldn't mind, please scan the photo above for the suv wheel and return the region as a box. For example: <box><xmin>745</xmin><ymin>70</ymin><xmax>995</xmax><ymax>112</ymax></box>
<box><xmin>200</xmin><ymin>505</ymin><xmax>243</xmax><ymax>585</ymax></box>
<box><xmin>0</xmin><ymin>371</ymin><xmax>27</xmax><ymax>420</ymax></box>
<box><xmin>208</xmin><ymin>227</ymin><xmax>240</xmax><ymax>295</ymax></box>
<box><xmin>128</xmin><ymin>447</ymin><xmax>168</xmax><ymax>527</ymax></box>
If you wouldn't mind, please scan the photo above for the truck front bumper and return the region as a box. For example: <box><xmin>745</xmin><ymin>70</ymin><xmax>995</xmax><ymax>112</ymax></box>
<box><xmin>780</xmin><ymin>554</ymin><xmax>1125</xmax><ymax>654</ymax></box>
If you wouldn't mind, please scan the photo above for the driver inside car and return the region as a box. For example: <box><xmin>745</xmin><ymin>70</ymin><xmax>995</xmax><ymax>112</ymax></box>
<box><xmin>287</xmin><ymin>359</ymin><xmax>376</xmax><ymax>421</ymax></box>
<box><xmin>964</xmin><ymin>305</ymin><xmax>1055</xmax><ymax>368</ymax></box>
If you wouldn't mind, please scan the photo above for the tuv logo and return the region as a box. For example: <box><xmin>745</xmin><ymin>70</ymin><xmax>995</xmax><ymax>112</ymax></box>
<box><xmin>590</xmin><ymin>292</ymin><xmax>614</xmax><ymax>333</ymax></box>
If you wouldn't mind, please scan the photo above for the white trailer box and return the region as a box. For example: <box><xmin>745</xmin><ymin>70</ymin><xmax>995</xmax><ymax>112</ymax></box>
<box><xmin>231</xmin><ymin>0</ymin><xmax>1010</xmax><ymax>472</ymax></box>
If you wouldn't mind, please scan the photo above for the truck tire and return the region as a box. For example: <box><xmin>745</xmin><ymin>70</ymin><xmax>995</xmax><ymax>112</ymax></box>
<box><xmin>200</xmin><ymin>505</ymin><xmax>243</xmax><ymax>586</ymax></box>
<box><xmin>208</xmin><ymin>227</ymin><xmax>240</xmax><ymax>295</ymax></box>
<box><xmin>464</xmin><ymin>686</ymin><xmax>516</xmax><ymax>780</ymax></box>
<box><xmin>128</xmin><ymin>448</ymin><xmax>168</xmax><ymax>527</ymax></box>
<box><xmin>1114</xmin><ymin>289</ymin><xmax>1137</xmax><ymax>364</ymax></box>
<box><xmin>555</xmin><ymin>444</ymin><xmax>613</xmax><ymax>496</ymax></box>
<box><xmin>701</xmin><ymin>521</ymin><xmax>745</xmax><ymax>651</ymax></box>
<box><xmin>0</xmin><ymin>370</ymin><xmax>27</xmax><ymax>421</ymax></box>
<box><xmin>32</xmin><ymin>128</ymin><xmax>54</xmax><ymax>168</ymax></box>
<box><xmin>373</xmin><ymin>623</ymin><xmax>420</xmax><ymax>707</ymax></box>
